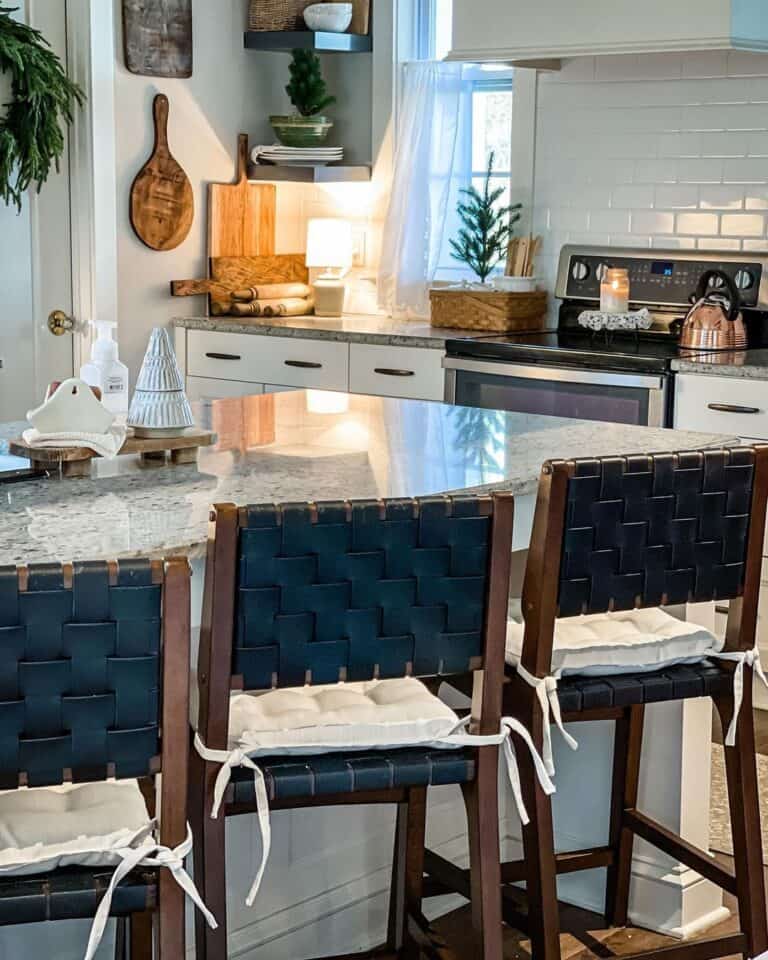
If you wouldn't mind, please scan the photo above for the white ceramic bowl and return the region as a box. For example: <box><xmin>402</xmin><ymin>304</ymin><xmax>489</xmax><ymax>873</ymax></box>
<box><xmin>492</xmin><ymin>276</ymin><xmax>538</xmax><ymax>293</ymax></box>
<box><xmin>303</xmin><ymin>2</ymin><xmax>353</xmax><ymax>32</ymax></box>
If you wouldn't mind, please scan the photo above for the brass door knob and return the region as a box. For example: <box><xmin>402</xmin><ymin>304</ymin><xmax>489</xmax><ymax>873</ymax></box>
<box><xmin>48</xmin><ymin>310</ymin><xmax>75</xmax><ymax>336</ymax></box>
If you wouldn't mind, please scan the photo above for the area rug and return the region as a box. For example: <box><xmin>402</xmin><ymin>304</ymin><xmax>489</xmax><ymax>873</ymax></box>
<box><xmin>709</xmin><ymin>743</ymin><xmax>768</xmax><ymax>861</ymax></box>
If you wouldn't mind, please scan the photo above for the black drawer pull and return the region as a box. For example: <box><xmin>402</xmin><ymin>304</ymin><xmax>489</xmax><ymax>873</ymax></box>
<box><xmin>374</xmin><ymin>368</ymin><xmax>416</xmax><ymax>377</ymax></box>
<box><xmin>205</xmin><ymin>352</ymin><xmax>241</xmax><ymax>361</ymax></box>
<box><xmin>284</xmin><ymin>360</ymin><xmax>323</xmax><ymax>369</ymax></box>
<box><xmin>707</xmin><ymin>402</ymin><xmax>761</xmax><ymax>414</ymax></box>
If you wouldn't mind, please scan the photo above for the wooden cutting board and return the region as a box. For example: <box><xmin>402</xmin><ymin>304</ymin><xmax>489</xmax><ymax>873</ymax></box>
<box><xmin>208</xmin><ymin>135</ymin><xmax>276</xmax><ymax>258</ymax></box>
<box><xmin>123</xmin><ymin>0</ymin><xmax>193</xmax><ymax>78</ymax></box>
<box><xmin>130</xmin><ymin>94</ymin><xmax>194</xmax><ymax>251</ymax></box>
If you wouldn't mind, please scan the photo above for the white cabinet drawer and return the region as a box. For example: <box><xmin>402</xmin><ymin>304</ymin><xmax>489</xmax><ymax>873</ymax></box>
<box><xmin>185</xmin><ymin>376</ymin><xmax>263</xmax><ymax>402</ymax></box>
<box><xmin>674</xmin><ymin>373</ymin><xmax>768</xmax><ymax>439</ymax></box>
<box><xmin>187</xmin><ymin>330</ymin><xmax>349</xmax><ymax>391</ymax></box>
<box><xmin>348</xmin><ymin>344</ymin><xmax>444</xmax><ymax>401</ymax></box>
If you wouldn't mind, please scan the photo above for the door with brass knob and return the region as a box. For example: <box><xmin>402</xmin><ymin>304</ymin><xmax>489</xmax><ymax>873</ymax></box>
<box><xmin>48</xmin><ymin>311</ymin><xmax>76</xmax><ymax>337</ymax></box>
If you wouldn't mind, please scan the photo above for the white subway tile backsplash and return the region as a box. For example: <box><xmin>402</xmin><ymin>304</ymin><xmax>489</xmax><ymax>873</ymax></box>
<box><xmin>630</xmin><ymin>210</ymin><xmax>674</xmax><ymax>234</ymax></box>
<box><xmin>654</xmin><ymin>184</ymin><xmax>698</xmax><ymax>209</ymax></box>
<box><xmin>675</xmin><ymin>212</ymin><xmax>720</xmax><ymax>234</ymax></box>
<box><xmin>533</xmin><ymin>54</ymin><xmax>768</xmax><ymax>296</ymax></box>
<box><xmin>720</xmin><ymin>213</ymin><xmax>766</xmax><ymax>237</ymax></box>
<box><xmin>611</xmin><ymin>185</ymin><xmax>655</xmax><ymax>209</ymax></box>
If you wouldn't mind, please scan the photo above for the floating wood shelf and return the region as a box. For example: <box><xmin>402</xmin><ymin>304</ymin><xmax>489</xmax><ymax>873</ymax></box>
<box><xmin>248</xmin><ymin>163</ymin><xmax>371</xmax><ymax>183</ymax></box>
<box><xmin>244</xmin><ymin>30</ymin><xmax>372</xmax><ymax>53</ymax></box>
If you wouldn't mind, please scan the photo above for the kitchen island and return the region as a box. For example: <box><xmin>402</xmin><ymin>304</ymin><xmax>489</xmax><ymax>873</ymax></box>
<box><xmin>0</xmin><ymin>392</ymin><xmax>739</xmax><ymax>959</ymax></box>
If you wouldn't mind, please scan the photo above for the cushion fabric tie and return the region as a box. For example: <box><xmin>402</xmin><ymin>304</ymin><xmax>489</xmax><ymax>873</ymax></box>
<box><xmin>84</xmin><ymin>822</ymin><xmax>217</xmax><ymax>960</ymax></box>
<box><xmin>709</xmin><ymin>646</ymin><xmax>768</xmax><ymax>747</ymax></box>
<box><xmin>194</xmin><ymin>718</ymin><xmax>554</xmax><ymax>905</ymax></box>
<box><xmin>515</xmin><ymin>663</ymin><xmax>579</xmax><ymax>776</ymax></box>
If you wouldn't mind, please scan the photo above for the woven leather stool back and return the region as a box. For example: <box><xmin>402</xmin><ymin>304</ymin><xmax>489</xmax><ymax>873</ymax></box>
<box><xmin>553</xmin><ymin>448</ymin><xmax>758</xmax><ymax>617</ymax></box>
<box><xmin>0</xmin><ymin>559</ymin><xmax>167</xmax><ymax>788</ymax></box>
<box><xmin>234</xmin><ymin>497</ymin><xmax>499</xmax><ymax>690</ymax></box>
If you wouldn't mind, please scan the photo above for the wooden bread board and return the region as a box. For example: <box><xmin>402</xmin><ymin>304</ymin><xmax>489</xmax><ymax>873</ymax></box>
<box><xmin>209</xmin><ymin>135</ymin><xmax>276</xmax><ymax>258</ymax></box>
<box><xmin>171</xmin><ymin>254</ymin><xmax>309</xmax><ymax>313</ymax></box>
<box><xmin>11</xmin><ymin>429</ymin><xmax>216</xmax><ymax>478</ymax></box>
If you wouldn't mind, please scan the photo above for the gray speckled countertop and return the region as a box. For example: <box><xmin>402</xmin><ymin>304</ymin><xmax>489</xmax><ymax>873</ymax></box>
<box><xmin>672</xmin><ymin>350</ymin><xmax>768</xmax><ymax>379</ymax></box>
<box><xmin>172</xmin><ymin>314</ymin><xmax>483</xmax><ymax>348</ymax></box>
<box><xmin>0</xmin><ymin>392</ymin><xmax>737</xmax><ymax>566</ymax></box>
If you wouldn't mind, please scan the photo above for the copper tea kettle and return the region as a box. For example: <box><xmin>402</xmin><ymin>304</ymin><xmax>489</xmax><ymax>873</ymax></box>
<box><xmin>679</xmin><ymin>269</ymin><xmax>747</xmax><ymax>351</ymax></box>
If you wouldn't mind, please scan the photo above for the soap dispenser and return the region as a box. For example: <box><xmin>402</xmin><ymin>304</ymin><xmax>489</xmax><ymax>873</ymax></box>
<box><xmin>79</xmin><ymin>321</ymin><xmax>129</xmax><ymax>416</ymax></box>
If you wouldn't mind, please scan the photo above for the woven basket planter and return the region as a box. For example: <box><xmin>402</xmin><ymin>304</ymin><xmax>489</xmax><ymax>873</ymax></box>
<box><xmin>429</xmin><ymin>287</ymin><xmax>549</xmax><ymax>332</ymax></box>
<box><xmin>248</xmin><ymin>0</ymin><xmax>312</xmax><ymax>31</ymax></box>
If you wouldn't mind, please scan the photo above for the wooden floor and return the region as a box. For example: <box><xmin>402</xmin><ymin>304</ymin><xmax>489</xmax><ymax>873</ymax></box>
<box><xmin>432</xmin><ymin>707</ymin><xmax>768</xmax><ymax>960</ymax></box>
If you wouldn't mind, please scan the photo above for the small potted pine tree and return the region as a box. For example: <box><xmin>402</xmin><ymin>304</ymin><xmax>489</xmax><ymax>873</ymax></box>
<box><xmin>270</xmin><ymin>49</ymin><xmax>336</xmax><ymax>148</ymax></box>
<box><xmin>430</xmin><ymin>153</ymin><xmax>547</xmax><ymax>330</ymax></box>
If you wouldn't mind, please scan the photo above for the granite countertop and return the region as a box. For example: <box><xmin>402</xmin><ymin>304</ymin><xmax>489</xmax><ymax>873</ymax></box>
<box><xmin>172</xmin><ymin>314</ymin><xmax>483</xmax><ymax>349</ymax></box>
<box><xmin>0</xmin><ymin>392</ymin><xmax>736</xmax><ymax>566</ymax></box>
<box><xmin>672</xmin><ymin>349</ymin><xmax>768</xmax><ymax>379</ymax></box>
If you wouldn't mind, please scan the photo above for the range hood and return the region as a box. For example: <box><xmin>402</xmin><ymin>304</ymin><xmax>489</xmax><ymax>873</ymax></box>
<box><xmin>447</xmin><ymin>0</ymin><xmax>768</xmax><ymax>64</ymax></box>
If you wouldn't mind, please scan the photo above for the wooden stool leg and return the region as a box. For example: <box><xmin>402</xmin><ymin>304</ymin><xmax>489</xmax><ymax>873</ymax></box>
<box><xmin>715</xmin><ymin>688</ymin><xmax>768</xmax><ymax>960</ymax></box>
<box><xmin>515</xmin><ymin>723</ymin><xmax>561</xmax><ymax>960</ymax></box>
<box><xmin>129</xmin><ymin>911</ymin><xmax>153</xmax><ymax>960</ymax></box>
<box><xmin>605</xmin><ymin>704</ymin><xmax>644</xmax><ymax>927</ymax></box>
<box><xmin>157</xmin><ymin>872</ymin><xmax>185</xmax><ymax>959</ymax></box>
<box><xmin>462</xmin><ymin>745</ymin><xmax>503</xmax><ymax>960</ymax></box>
<box><xmin>199</xmin><ymin>763</ymin><xmax>229</xmax><ymax>960</ymax></box>
<box><xmin>114</xmin><ymin>916</ymin><xmax>127</xmax><ymax>960</ymax></box>
<box><xmin>189</xmin><ymin>748</ymin><xmax>210</xmax><ymax>960</ymax></box>
<box><xmin>387</xmin><ymin>787</ymin><xmax>427</xmax><ymax>957</ymax></box>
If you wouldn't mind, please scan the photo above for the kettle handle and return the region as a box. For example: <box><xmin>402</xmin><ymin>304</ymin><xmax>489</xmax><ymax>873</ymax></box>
<box><xmin>693</xmin><ymin>269</ymin><xmax>740</xmax><ymax>321</ymax></box>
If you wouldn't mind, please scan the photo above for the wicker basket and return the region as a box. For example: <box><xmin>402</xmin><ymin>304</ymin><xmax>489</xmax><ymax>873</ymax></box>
<box><xmin>429</xmin><ymin>287</ymin><xmax>549</xmax><ymax>332</ymax></box>
<box><xmin>248</xmin><ymin>0</ymin><xmax>313</xmax><ymax>31</ymax></box>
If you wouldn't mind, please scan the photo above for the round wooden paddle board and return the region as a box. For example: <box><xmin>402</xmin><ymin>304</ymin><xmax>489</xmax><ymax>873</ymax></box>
<box><xmin>130</xmin><ymin>93</ymin><xmax>194</xmax><ymax>251</ymax></box>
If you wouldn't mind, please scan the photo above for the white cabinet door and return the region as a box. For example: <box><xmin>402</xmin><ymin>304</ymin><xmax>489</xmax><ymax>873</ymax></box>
<box><xmin>186</xmin><ymin>376</ymin><xmax>264</xmax><ymax>402</ymax></box>
<box><xmin>674</xmin><ymin>374</ymin><xmax>768</xmax><ymax>439</ymax></box>
<box><xmin>348</xmin><ymin>344</ymin><xmax>445</xmax><ymax>401</ymax></box>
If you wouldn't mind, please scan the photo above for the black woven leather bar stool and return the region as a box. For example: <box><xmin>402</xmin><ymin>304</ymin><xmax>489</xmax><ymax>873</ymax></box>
<box><xmin>502</xmin><ymin>447</ymin><xmax>768</xmax><ymax>960</ymax></box>
<box><xmin>190</xmin><ymin>493</ymin><xmax>517</xmax><ymax>960</ymax></box>
<box><xmin>0</xmin><ymin>556</ymin><xmax>209</xmax><ymax>959</ymax></box>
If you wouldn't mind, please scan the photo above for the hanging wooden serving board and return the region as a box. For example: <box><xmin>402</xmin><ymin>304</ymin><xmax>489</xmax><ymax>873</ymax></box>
<box><xmin>208</xmin><ymin>134</ymin><xmax>276</xmax><ymax>258</ymax></box>
<box><xmin>123</xmin><ymin>0</ymin><xmax>193</xmax><ymax>78</ymax></box>
<box><xmin>130</xmin><ymin>94</ymin><xmax>194</xmax><ymax>251</ymax></box>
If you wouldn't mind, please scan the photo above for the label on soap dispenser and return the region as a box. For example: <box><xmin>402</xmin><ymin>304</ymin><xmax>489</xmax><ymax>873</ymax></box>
<box><xmin>105</xmin><ymin>376</ymin><xmax>125</xmax><ymax>394</ymax></box>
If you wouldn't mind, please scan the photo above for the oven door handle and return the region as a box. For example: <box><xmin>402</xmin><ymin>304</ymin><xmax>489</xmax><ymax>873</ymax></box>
<box><xmin>441</xmin><ymin>357</ymin><xmax>665</xmax><ymax>390</ymax></box>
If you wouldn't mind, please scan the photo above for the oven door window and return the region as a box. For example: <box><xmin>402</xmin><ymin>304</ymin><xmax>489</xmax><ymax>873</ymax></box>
<box><xmin>454</xmin><ymin>370</ymin><xmax>653</xmax><ymax>426</ymax></box>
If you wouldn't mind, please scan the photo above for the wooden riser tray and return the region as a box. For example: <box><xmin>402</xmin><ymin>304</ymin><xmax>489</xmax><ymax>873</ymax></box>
<box><xmin>10</xmin><ymin>428</ymin><xmax>216</xmax><ymax>478</ymax></box>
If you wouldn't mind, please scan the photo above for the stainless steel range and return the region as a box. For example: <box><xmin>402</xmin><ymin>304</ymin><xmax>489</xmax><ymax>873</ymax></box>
<box><xmin>443</xmin><ymin>244</ymin><xmax>768</xmax><ymax>427</ymax></box>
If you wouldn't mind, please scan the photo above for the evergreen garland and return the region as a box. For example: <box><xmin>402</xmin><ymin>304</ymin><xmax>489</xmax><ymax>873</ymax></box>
<box><xmin>449</xmin><ymin>152</ymin><xmax>521</xmax><ymax>283</ymax></box>
<box><xmin>0</xmin><ymin>5</ymin><xmax>85</xmax><ymax>211</ymax></box>
<box><xmin>285</xmin><ymin>49</ymin><xmax>335</xmax><ymax>118</ymax></box>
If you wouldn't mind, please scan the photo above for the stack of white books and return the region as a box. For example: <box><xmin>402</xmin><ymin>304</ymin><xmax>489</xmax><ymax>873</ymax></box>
<box><xmin>251</xmin><ymin>145</ymin><xmax>344</xmax><ymax>167</ymax></box>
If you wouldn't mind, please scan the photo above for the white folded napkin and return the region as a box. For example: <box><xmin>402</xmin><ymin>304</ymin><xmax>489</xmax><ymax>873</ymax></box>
<box><xmin>23</xmin><ymin>424</ymin><xmax>128</xmax><ymax>460</ymax></box>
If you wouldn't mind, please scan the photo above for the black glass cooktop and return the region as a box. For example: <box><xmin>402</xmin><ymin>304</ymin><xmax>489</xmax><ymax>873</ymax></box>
<box><xmin>447</xmin><ymin>329</ymin><xmax>726</xmax><ymax>375</ymax></box>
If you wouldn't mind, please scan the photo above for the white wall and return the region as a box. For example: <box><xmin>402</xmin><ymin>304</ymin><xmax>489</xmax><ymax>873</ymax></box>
<box><xmin>531</xmin><ymin>50</ymin><xmax>768</xmax><ymax>297</ymax></box>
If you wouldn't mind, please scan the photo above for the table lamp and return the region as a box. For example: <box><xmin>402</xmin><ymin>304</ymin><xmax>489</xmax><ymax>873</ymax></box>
<box><xmin>305</xmin><ymin>218</ymin><xmax>353</xmax><ymax>318</ymax></box>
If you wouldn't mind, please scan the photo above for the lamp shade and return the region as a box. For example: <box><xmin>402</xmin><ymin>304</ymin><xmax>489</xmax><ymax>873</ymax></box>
<box><xmin>305</xmin><ymin>218</ymin><xmax>353</xmax><ymax>270</ymax></box>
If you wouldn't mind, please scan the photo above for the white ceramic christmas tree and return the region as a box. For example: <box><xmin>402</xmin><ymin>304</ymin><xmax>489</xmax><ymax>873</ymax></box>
<box><xmin>128</xmin><ymin>328</ymin><xmax>194</xmax><ymax>438</ymax></box>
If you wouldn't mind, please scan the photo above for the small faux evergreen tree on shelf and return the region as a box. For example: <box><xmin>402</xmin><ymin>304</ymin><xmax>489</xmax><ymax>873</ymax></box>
<box><xmin>449</xmin><ymin>152</ymin><xmax>521</xmax><ymax>284</ymax></box>
<box><xmin>286</xmin><ymin>49</ymin><xmax>336</xmax><ymax>117</ymax></box>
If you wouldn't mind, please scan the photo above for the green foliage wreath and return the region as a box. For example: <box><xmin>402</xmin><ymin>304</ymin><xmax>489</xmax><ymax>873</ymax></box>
<box><xmin>0</xmin><ymin>5</ymin><xmax>85</xmax><ymax>210</ymax></box>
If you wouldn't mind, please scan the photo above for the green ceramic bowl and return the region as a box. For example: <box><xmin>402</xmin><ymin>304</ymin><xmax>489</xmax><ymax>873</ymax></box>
<box><xmin>270</xmin><ymin>114</ymin><xmax>334</xmax><ymax>148</ymax></box>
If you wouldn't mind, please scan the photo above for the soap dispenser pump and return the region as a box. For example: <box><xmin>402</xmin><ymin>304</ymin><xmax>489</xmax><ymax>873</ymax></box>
<box><xmin>79</xmin><ymin>321</ymin><xmax>129</xmax><ymax>416</ymax></box>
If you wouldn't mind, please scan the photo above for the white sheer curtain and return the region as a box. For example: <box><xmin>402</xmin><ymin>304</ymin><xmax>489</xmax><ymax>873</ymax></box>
<box><xmin>377</xmin><ymin>61</ymin><xmax>475</xmax><ymax>319</ymax></box>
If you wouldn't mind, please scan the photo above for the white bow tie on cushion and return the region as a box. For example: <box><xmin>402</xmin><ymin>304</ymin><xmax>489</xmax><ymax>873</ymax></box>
<box><xmin>515</xmin><ymin>663</ymin><xmax>579</xmax><ymax>776</ymax></box>
<box><xmin>83</xmin><ymin>823</ymin><xmax>217</xmax><ymax>960</ymax></box>
<box><xmin>711</xmin><ymin>646</ymin><xmax>768</xmax><ymax>746</ymax></box>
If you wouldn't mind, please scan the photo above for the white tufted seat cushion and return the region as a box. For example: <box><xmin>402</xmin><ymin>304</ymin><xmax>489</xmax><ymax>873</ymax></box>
<box><xmin>505</xmin><ymin>606</ymin><xmax>723</xmax><ymax>677</ymax></box>
<box><xmin>228</xmin><ymin>676</ymin><xmax>461</xmax><ymax>754</ymax></box>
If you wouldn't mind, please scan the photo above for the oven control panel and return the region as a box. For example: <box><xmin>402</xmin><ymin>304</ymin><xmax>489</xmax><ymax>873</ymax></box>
<box><xmin>562</xmin><ymin>252</ymin><xmax>763</xmax><ymax>308</ymax></box>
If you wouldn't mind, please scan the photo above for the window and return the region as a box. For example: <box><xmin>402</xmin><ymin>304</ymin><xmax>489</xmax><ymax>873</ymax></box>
<box><xmin>415</xmin><ymin>1</ymin><xmax>514</xmax><ymax>281</ymax></box>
